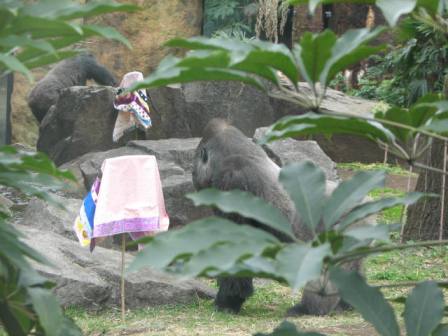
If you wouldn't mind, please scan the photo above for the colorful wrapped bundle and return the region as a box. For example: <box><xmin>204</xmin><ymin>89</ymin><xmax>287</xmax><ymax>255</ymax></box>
<box><xmin>73</xmin><ymin>155</ymin><xmax>170</xmax><ymax>248</ymax></box>
<box><xmin>112</xmin><ymin>71</ymin><xmax>152</xmax><ymax>142</ymax></box>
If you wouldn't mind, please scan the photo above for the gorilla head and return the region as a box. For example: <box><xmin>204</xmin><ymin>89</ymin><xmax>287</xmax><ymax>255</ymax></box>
<box><xmin>192</xmin><ymin>118</ymin><xmax>361</xmax><ymax>315</ymax></box>
<box><xmin>27</xmin><ymin>52</ymin><xmax>117</xmax><ymax>123</ymax></box>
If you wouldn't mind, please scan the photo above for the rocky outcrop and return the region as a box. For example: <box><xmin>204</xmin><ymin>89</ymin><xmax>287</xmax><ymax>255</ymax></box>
<box><xmin>19</xmin><ymin>225</ymin><xmax>215</xmax><ymax>309</ymax></box>
<box><xmin>38</xmin><ymin>81</ymin><xmax>382</xmax><ymax>165</ymax></box>
<box><xmin>14</xmin><ymin>126</ymin><xmax>340</xmax><ymax>309</ymax></box>
<box><xmin>61</xmin><ymin>131</ymin><xmax>339</xmax><ymax>228</ymax></box>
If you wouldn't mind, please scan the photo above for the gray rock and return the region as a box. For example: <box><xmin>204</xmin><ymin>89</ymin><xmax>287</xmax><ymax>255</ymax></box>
<box><xmin>20</xmin><ymin>195</ymin><xmax>81</xmax><ymax>240</ymax></box>
<box><xmin>37</xmin><ymin>86</ymin><xmax>119</xmax><ymax>165</ymax></box>
<box><xmin>147</xmin><ymin>81</ymin><xmax>277</xmax><ymax>139</ymax></box>
<box><xmin>253</xmin><ymin>127</ymin><xmax>339</xmax><ymax>182</ymax></box>
<box><xmin>19</xmin><ymin>225</ymin><xmax>215</xmax><ymax>309</ymax></box>
<box><xmin>37</xmin><ymin>81</ymin><xmax>384</xmax><ymax>165</ymax></box>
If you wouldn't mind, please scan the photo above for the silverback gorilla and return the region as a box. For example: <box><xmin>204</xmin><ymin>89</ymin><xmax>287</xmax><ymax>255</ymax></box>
<box><xmin>27</xmin><ymin>53</ymin><xmax>116</xmax><ymax>122</ymax></box>
<box><xmin>192</xmin><ymin>118</ymin><xmax>362</xmax><ymax>316</ymax></box>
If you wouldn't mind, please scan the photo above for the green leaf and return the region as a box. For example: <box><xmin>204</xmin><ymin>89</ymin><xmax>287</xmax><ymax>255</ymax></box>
<box><xmin>7</xmin><ymin>16</ymin><xmax>82</xmax><ymax>38</ymax></box>
<box><xmin>295</xmin><ymin>31</ymin><xmax>336</xmax><ymax>86</ymax></box>
<box><xmin>23</xmin><ymin>50</ymin><xmax>78</xmax><ymax>70</ymax></box>
<box><xmin>376</xmin><ymin>0</ymin><xmax>417</xmax><ymax>26</ymax></box>
<box><xmin>404</xmin><ymin>281</ymin><xmax>445</xmax><ymax>336</ymax></box>
<box><xmin>187</xmin><ymin>189</ymin><xmax>295</xmax><ymax>241</ymax></box>
<box><xmin>344</xmin><ymin>224</ymin><xmax>390</xmax><ymax>241</ymax></box>
<box><xmin>82</xmin><ymin>24</ymin><xmax>131</xmax><ymax>49</ymax></box>
<box><xmin>261</xmin><ymin>113</ymin><xmax>396</xmax><ymax>145</ymax></box>
<box><xmin>255</xmin><ymin>320</ymin><xmax>326</xmax><ymax>336</ymax></box>
<box><xmin>279</xmin><ymin>161</ymin><xmax>326</xmax><ymax>232</ymax></box>
<box><xmin>28</xmin><ymin>287</ymin><xmax>63</xmax><ymax>336</ymax></box>
<box><xmin>323</xmin><ymin>170</ymin><xmax>385</xmax><ymax>229</ymax></box>
<box><xmin>49</xmin><ymin>1</ymin><xmax>138</xmax><ymax>21</ymax></box>
<box><xmin>127</xmin><ymin>217</ymin><xmax>279</xmax><ymax>274</ymax></box>
<box><xmin>337</xmin><ymin>192</ymin><xmax>428</xmax><ymax>230</ymax></box>
<box><xmin>129</xmin><ymin>55</ymin><xmax>265</xmax><ymax>92</ymax></box>
<box><xmin>0</xmin><ymin>35</ymin><xmax>55</xmax><ymax>53</ymax></box>
<box><xmin>330</xmin><ymin>267</ymin><xmax>400</xmax><ymax>336</ymax></box>
<box><xmin>181</xmin><ymin>239</ymin><xmax>277</xmax><ymax>277</ymax></box>
<box><xmin>276</xmin><ymin>243</ymin><xmax>331</xmax><ymax>290</ymax></box>
<box><xmin>58</xmin><ymin>316</ymin><xmax>83</xmax><ymax>336</ymax></box>
<box><xmin>166</xmin><ymin>37</ymin><xmax>298</xmax><ymax>86</ymax></box>
<box><xmin>433</xmin><ymin>324</ymin><xmax>448</xmax><ymax>336</ymax></box>
<box><xmin>321</xmin><ymin>27</ymin><xmax>386</xmax><ymax>85</ymax></box>
<box><xmin>0</xmin><ymin>53</ymin><xmax>31</xmax><ymax>80</ymax></box>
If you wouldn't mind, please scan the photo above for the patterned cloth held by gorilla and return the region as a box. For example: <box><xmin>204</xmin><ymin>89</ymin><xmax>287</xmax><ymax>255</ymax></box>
<box><xmin>73</xmin><ymin>155</ymin><xmax>170</xmax><ymax>248</ymax></box>
<box><xmin>113</xmin><ymin>71</ymin><xmax>152</xmax><ymax>142</ymax></box>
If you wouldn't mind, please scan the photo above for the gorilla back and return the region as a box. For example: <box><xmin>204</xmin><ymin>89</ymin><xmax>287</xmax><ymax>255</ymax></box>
<box><xmin>192</xmin><ymin>118</ymin><xmax>361</xmax><ymax>315</ymax></box>
<box><xmin>27</xmin><ymin>53</ymin><xmax>117</xmax><ymax>122</ymax></box>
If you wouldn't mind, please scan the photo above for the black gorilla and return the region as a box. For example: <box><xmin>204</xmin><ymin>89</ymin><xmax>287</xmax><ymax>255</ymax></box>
<box><xmin>192</xmin><ymin>118</ymin><xmax>361</xmax><ymax>315</ymax></box>
<box><xmin>27</xmin><ymin>53</ymin><xmax>116</xmax><ymax>123</ymax></box>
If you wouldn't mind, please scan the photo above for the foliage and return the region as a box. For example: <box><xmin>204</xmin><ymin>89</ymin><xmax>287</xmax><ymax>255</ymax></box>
<box><xmin>0</xmin><ymin>1</ymin><xmax>136</xmax><ymax>335</ymax></box>
<box><xmin>128</xmin><ymin>1</ymin><xmax>448</xmax><ymax>336</ymax></box>
<box><xmin>386</xmin><ymin>13</ymin><xmax>448</xmax><ymax>105</ymax></box>
<box><xmin>129</xmin><ymin>162</ymin><xmax>444</xmax><ymax>336</ymax></box>
<box><xmin>0</xmin><ymin>0</ymin><xmax>137</xmax><ymax>80</ymax></box>
<box><xmin>203</xmin><ymin>0</ymin><xmax>257</xmax><ymax>38</ymax></box>
<box><xmin>0</xmin><ymin>147</ymin><xmax>80</xmax><ymax>336</ymax></box>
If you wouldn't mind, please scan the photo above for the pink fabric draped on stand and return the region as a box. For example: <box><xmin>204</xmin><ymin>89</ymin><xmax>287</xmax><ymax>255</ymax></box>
<box><xmin>92</xmin><ymin>155</ymin><xmax>169</xmax><ymax>240</ymax></box>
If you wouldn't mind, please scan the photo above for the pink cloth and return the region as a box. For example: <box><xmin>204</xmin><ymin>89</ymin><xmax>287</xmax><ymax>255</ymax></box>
<box><xmin>92</xmin><ymin>155</ymin><xmax>169</xmax><ymax>238</ymax></box>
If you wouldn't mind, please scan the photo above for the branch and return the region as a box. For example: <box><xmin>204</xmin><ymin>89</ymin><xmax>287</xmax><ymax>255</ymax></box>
<box><xmin>332</xmin><ymin>240</ymin><xmax>448</xmax><ymax>264</ymax></box>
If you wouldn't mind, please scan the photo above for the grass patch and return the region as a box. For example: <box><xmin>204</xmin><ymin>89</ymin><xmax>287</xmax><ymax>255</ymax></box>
<box><xmin>369</xmin><ymin>187</ymin><xmax>405</xmax><ymax>225</ymax></box>
<box><xmin>65</xmin><ymin>281</ymin><xmax>372</xmax><ymax>336</ymax></box>
<box><xmin>64</xmin><ymin>244</ymin><xmax>448</xmax><ymax>336</ymax></box>
<box><xmin>337</xmin><ymin>162</ymin><xmax>416</xmax><ymax>176</ymax></box>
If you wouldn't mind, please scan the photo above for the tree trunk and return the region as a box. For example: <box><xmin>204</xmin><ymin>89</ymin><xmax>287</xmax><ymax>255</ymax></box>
<box><xmin>405</xmin><ymin>139</ymin><xmax>448</xmax><ymax>240</ymax></box>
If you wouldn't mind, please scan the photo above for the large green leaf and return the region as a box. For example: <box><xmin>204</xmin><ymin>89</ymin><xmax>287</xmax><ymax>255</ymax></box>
<box><xmin>181</xmin><ymin>240</ymin><xmax>277</xmax><ymax>277</ymax></box>
<box><xmin>0</xmin><ymin>53</ymin><xmax>31</xmax><ymax>79</ymax></box>
<box><xmin>323</xmin><ymin>170</ymin><xmax>385</xmax><ymax>229</ymax></box>
<box><xmin>127</xmin><ymin>217</ymin><xmax>280</xmax><ymax>274</ymax></box>
<box><xmin>255</xmin><ymin>320</ymin><xmax>326</xmax><ymax>336</ymax></box>
<box><xmin>404</xmin><ymin>281</ymin><xmax>445</xmax><ymax>336</ymax></box>
<box><xmin>187</xmin><ymin>189</ymin><xmax>295</xmax><ymax>241</ymax></box>
<box><xmin>279</xmin><ymin>161</ymin><xmax>326</xmax><ymax>232</ymax></box>
<box><xmin>261</xmin><ymin>113</ymin><xmax>396</xmax><ymax>145</ymax></box>
<box><xmin>337</xmin><ymin>192</ymin><xmax>428</xmax><ymax>230</ymax></box>
<box><xmin>6</xmin><ymin>16</ymin><xmax>83</xmax><ymax>38</ymax></box>
<box><xmin>129</xmin><ymin>55</ymin><xmax>265</xmax><ymax>92</ymax></box>
<box><xmin>82</xmin><ymin>24</ymin><xmax>132</xmax><ymax>49</ymax></box>
<box><xmin>344</xmin><ymin>224</ymin><xmax>390</xmax><ymax>241</ymax></box>
<box><xmin>433</xmin><ymin>324</ymin><xmax>448</xmax><ymax>336</ymax></box>
<box><xmin>29</xmin><ymin>287</ymin><xmax>63</xmax><ymax>336</ymax></box>
<box><xmin>0</xmin><ymin>34</ymin><xmax>55</xmax><ymax>53</ymax></box>
<box><xmin>164</xmin><ymin>37</ymin><xmax>299</xmax><ymax>86</ymax></box>
<box><xmin>321</xmin><ymin>27</ymin><xmax>386</xmax><ymax>85</ymax></box>
<box><xmin>276</xmin><ymin>243</ymin><xmax>331</xmax><ymax>290</ymax></box>
<box><xmin>294</xmin><ymin>31</ymin><xmax>336</xmax><ymax>86</ymax></box>
<box><xmin>330</xmin><ymin>267</ymin><xmax>400</xmax><ymax>336</ymax></box>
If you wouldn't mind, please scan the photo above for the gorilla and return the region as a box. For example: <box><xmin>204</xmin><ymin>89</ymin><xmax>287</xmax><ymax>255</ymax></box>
<box><xmin>192</xmin><ymin>118</ymin><xmax>363</xmax><ymax>316</ymax></box>
<box><xmin>27</xmin><ymin>53</ymin><xmax>117</xmax><ymax>123</ymax></box>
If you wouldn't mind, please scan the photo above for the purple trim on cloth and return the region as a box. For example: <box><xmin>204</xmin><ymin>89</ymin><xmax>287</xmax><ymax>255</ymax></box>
<box><xmin>93</xmin><ymin>217</ymin><xmax>160</xmax><ymax>238</ymax></box>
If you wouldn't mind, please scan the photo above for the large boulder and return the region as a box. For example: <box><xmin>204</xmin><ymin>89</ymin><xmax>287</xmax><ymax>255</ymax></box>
<box><xmin>37</xmin><ymin>86</ymin><xmax>118</xmax><ymax>165</ymax></box>
<box><xmin>62</xmin><ymin>132</ymin><xmax>338</xmax><ymax>228</ymax></box>
<box><xmin>253</xmin><ymin>127</ymin><xmax>338</xmax><ymax>182</ymax></box>
<box><xmin>18</xmin><ymin>225</ymin><xmax>215</xmax><ymax>309</ymax></box>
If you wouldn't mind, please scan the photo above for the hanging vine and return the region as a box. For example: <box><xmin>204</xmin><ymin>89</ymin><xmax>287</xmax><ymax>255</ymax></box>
<box><xmin>255</xmin><ymin>0</ymin><xmax>289</xmax><ymax>43</ymax></box>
